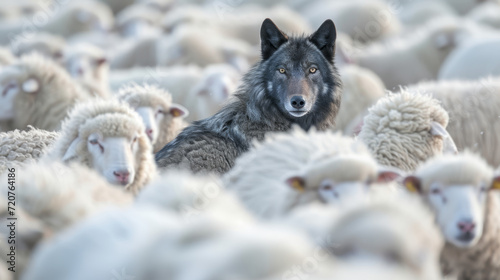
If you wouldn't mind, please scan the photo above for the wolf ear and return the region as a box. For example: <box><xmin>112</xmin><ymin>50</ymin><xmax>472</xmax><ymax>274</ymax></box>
<box><xmin>310</xmin><ymin>19</ymin><xmax>337</xmax><ymax>63</ymax></box>
<box><xmin>260</xmin><ymin>18</ymin><xmax>288</xmax><ymax>60</ymax></box>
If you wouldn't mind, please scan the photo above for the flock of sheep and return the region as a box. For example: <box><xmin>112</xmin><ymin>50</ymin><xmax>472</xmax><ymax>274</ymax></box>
<box><xmin>0</xmin><ymin>0</ymin><xmax>500</xmax><ymax>279</ymax></box>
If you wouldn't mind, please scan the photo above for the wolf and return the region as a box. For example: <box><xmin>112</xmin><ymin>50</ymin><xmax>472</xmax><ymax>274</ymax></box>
<box><xmin>155</xmin><ymin>18</ymin><xmax>342</xmax><ymax>174</ymax></box>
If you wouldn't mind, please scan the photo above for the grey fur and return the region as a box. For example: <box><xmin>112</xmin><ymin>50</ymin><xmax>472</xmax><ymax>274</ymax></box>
<box><xmin>155</xmin><ymin>19</ymin><xmax>342</xmax><ymax>174</ymax></box>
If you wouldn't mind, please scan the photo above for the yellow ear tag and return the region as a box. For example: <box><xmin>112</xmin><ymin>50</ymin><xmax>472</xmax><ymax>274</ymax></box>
<box><xmin>171</xmin><ymin>108</ymin><xmax>182</xmax><ymax>117</ymax></box>
<box><xmin>286</xmin><ymin>177</ymin><xmax>305</xmax><ymax>193</ymax></box>
<box><xmin>403</xmin><ymin>176</ymin><xmax>421</xmax><ymax>193</ymax></box>
<box><xmin>405</xmin><ymin>181</ymin><xmax>418</xmax><ymax>193</ymax></box>
<box><xmin>492</xmin><ymin>177</ymin><xmax>500</xmax><ymax>190</ymax></box>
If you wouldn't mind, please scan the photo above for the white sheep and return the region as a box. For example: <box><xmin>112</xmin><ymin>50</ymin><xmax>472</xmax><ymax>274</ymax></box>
<box><xmin>110</xmin><ymin>64</ymin><xmax>241</xmax><ymax>122</ymax></box>
<box><xmin>44</xmin><ymin>100</ymin><xmax>156</xmax><ymax>195</ymax></box>
<box><xmin>136</xmin><ymin>170</ymin><xmax>255</xmax><ymax>225</ymax></box>
<box><xmin>161</xmin><ymin>5</ymin><xmax>312</xmax><ymax>46</ymax></box>
<box><xmin>224</xmin><ymin>128</ymin><xmax>402</xmax><ymax>219</ymax></box>
<box><xmin>349</xmin><ymin>17</ymin><xmax>489</xmax><ymax>90</ymax></box>
<box><xmin>467</xmin><ymin>2</ymin><xmax>500</xmax><ymax>29</ymax></box>
<box><xmin>407</xmin><ymin>78</ymin><xmax>500</xmax><ymax>167</ymax></box>
<box><xmin>0</xmin><ymin>161</ymin><xmax>132</xmax><ymax>277</ymax></box>
<box><xmin>22</xmin><ymin>205</ymin><xmax>327</xmax><ymax>280</ymax></box>
<box><xmin>110</xmin><ymin>25</ymin><xmax>258</xmax><ymax>70</ymax></box>
<box><xmin>302</xmin><ymin>0</ymin><xmax>401</xmax><ymax>44</ymax></box>
<box><xmin>403</xmin><ymin>152</ymin><xmax>500</xmax><ymax>279</ymax></box>
<box><xmin>0</xmin><ymin>1</ymin><xmax>113</xmax><ymax>45</ymax></box>
<box><xmin>334</xmin><ymin>64</ymin><xmax>386</xmax><ymax>136</ymax></box>
<box><xmin>0</xmin><ymin>53</ymin><xmax>90</xmax><ymax>132</ymax></box>
<box><xmin>117</xmin><ymin>84</ymin><xmax>188</xmax><ymax>153</ymax></box>
<box><xmin>358</xmin><ymin>90</ymin><xmax>458</xmax><ymax>172</ymax></box>
<box><xmin>115</xmin><ymin>3</ymin><xmax>163</xmax><ymax>38</ymax></box>
<box><xmin>439</xmin><ymin>36</ymin><xmax>500</xmax><ymax>81</ymax></box>
<box><xmin>62</xmin><ymin>43</ymin><xmax>110</xmax><ymax>98</ymax></box>
<box><xmin>397</xmin><ymin>1</ymin><xmax>457</xmax><ymax>27</ymax></box>
<box><xmin>0</xmin><ymin>127</ymin><xmax>58</xmax><ymax>174</ymax></box>
<box><xmin>10</xmin><ymin>33</ymin><xmax>66</xmax><ymax>62</ymax></box>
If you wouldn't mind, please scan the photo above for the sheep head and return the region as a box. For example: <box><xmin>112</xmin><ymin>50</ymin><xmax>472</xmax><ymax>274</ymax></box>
<box><xmin>403</xmin><ymin>152</ymin><xmax>499</xmax><ymax>248</ymax></box>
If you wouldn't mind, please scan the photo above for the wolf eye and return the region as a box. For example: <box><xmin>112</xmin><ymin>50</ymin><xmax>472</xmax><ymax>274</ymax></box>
<box><xmin>309</xmin><ymin>67</ymin><xmax>317</xmax><ymax>74</ymax></box>
<box><xmin>279</xmin><ymin>68</ymin><xmax>286</xmax><ymax>74</ymax></box>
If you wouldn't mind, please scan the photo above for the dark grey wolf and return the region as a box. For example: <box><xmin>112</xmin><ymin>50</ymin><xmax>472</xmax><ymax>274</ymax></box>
<box><xmin>155</xmin><ymin>18</ymin><xmax>342</xmax><ymax>174</ymax></box>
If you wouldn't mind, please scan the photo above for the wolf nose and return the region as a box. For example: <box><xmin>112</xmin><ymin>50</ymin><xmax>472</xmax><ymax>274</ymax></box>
<box><xmin>291</xmin><ymin>96</ymin><xmax>306</xmax><ymax>109</ymax></box>
<box><xmin>458</xmin><ymin>220</ymin><xmax>476</xmax><ymax>234</ymax></box>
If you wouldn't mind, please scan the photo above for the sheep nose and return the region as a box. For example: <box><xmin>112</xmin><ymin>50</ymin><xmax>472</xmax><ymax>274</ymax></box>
<box><xmin>113</xmin><ymin>170</ymin><xmax>130</xmax><ymax>185</ymax></box>
<box><xmin>146</xmin><ymin>128</ymin><xmax>154</xmax><ymax>141</ymax></box>
<box><xmin>290</xmin><ymin>96</ymin><xmax>306</xmax><ymax>109</ymax></box>
<box><xmin>458</xmin><ymin>220</ymin><xmax>476</xmax><ymax>233</ymax></box>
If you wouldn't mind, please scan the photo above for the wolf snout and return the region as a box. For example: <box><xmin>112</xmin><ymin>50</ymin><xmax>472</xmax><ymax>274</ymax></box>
<box><xmin>290</xmin><ymin>95</ymin><xmax>306</xmax><ymax>109</ymax></box>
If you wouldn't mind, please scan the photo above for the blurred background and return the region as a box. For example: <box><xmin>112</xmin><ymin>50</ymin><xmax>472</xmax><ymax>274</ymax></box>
<box><xmin>1</xmin><ymin>0</ymin><xmax>499</xmax><ymax>123</ymax></box>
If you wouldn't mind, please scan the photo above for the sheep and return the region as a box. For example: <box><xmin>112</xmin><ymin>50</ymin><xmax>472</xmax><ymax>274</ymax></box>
<box><xmin>407</xmin><ymin>78</ymin><xmax>500</xmax><ymax>167</ymax></box>
<box><xmin>0</xmin><ymin>53</ymin><xmax>90</xmax><ymax>132</ymax></box>
<box><xmin>44</xmin><ymin>100</ymin><xmax>156</xmax><ymax>195</ymax></box>
<box><xmin>0</xmin><ymin>0</ymin><xmax>114</xmax><ymax>45</ymax></box>
<box><xmin>110</xmin><ymin>64</ymin><xmax>241</xmax><ymax>122</ymax></box>
<box><xmin>161</xmin><ymin>5</ymin><xmax>312</xmax><ymax>46</ymax></box>
<box><xmin>302</xmin><ymin>0</ymin><xmax>401</xmax><ymax>44</ymax></box>
<box><xmin>438</xmin><ymin>36</ymin><xmax>500</xmax><ymax>81</ymax></box>
<box><xmin>467</xmin><ymin>2</ymin><xmax>500</xmax><ymax>29</ymax></box>
<box><xmin>136</xmin><ymin>170</ymin><xmax>255</xmax><ymax>225</ymax></box>
<box><xmin>0</xmin><ymin>127</ymin><xmax>58</xmax><ymax>175</ymax></box>
<box><xmin>403</xmin><ymin>152</ymin><xmax>500</xmax><ymax>279</ymax></box>
<box><xmin>116</xmin><ymin>84</ymin><xmax>188</xmax><ymax>153</ymax></box>
<box><xmin>21</xmin><ymin>207</ymin><xmax>176</xmax><ymax>280</ymax></box>
<box><xmin>0</xmin><ymin>0</ymin><xmax>47</xmax><ymax>22</ymax></box>
<box><xmin>358</xmin><ymin>90</ymin><xmax>458</xmax><ymax>172</ymax></box>
<box><xmin>10</xmin><ymin>33</ymin><xmax>66</xmax><ymax>62</ymax></box>
<box><xmin>348</xmin><ymin>18</ymin><xmax>489</xmax><ymax>90</ymax></box>
<box><xmin>325</xmin><ymin>197</ymin><xmax>443</xmax><ymax>280</ymax></box>
<box><xmin>22</xmin><ymin>205</ymin><xmax>328</xmax><ymax>280</ymax></box>
<box><xmin>334</xmin><ymin>65</ymin><xmax>386</xmax><ymax>136</ymax></box>
<box><xmin>110</xmin><ymin>25</ymin><xmax>258</xmax><ymax>70</ymax></box>
<box><xmin>0</xmin><ymin>161</ymin><xmax>132</xmax><ymax>278</ymax></box>
<box><xmin>397</xmin><ymin>1</ymin><xmax>457</xmax><ymax>27</ymax></box>
<box><xmin>224</xmin><ymin>128</ymin><xmax>402</xmax><ymax>219</ymax></box>
<box><xmin>115</xmin><ymin>3</ymin><xmax>163</xmax><ymax>38</ymax></box>
<box><xmin>62</xmin><ymin>43</ymin><xmax>110</xmax><ymax>98</ymax></box>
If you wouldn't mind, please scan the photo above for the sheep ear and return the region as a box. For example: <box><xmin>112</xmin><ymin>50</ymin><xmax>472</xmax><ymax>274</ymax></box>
<box><xmin>491</xmin><ymin>176</ymin><xmax>500</xmax><ymax>191</ymax></box>
<box><xmin>170</xmin><ymin>104</ymin><xmax>189</xmax><ymax>118</ymax></box>
<box><xmin>260</xmin><ymin>18</ymin><xmax>288</xmax><ymax>60</ymax></box>
<box><xmin>376</xmin><ymin>166</ymin><xmax>405</xmax><ymax>183</ymax></box>
<box><xmin>95</xmin><ymin>57</ymin><xmax>107</xmax><ymax>66</ymax></box>
<box><xmin>286</xmin><ymin>176</ymin><xmax>306</xmax><ymax>192</ymax></box>
<box><xmin>22</xmin><ymin>78</ymin><xmax>39</xmax><ymax>93</ymax></box>
<box><xmin>430</xmin><ymin>121</ymin><xmax>458</xmax><ymax>154</ymax></box>
<box><xmin>403</xmin><ymin>176</ymin><xmax>422</xmax><ymax>193</ymax></box>
<box><xmin>62</xmin><ymin>137</ymin><xmax>82</xmax><ymax>162</ymax></box>
<box><xmin>310</xmin><ymin>19</ymin><xmax>337</xmax><ymax>63</ymax></box>
<box><xmin>77</xmin><ymin>10</ymin><xmax>90</xmax><ymax>23</ymax></box>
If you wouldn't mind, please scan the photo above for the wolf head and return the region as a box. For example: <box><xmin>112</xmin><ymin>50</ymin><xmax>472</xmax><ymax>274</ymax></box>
<box><xmin>255</xmin><ymin>18</ymin><xmax>340</xmax><ymax>128</ymax></box>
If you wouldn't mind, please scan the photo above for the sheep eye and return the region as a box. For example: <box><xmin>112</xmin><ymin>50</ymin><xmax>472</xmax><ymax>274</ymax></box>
<box><xmin>278</xmin><ymin>68</ymin><xmax>286</xmax><ymax>74</ymax></box>
<box><xmin>309</xmin><ymin>67</ymin><xmax>317</xmax><ymax>73</ymax></box>
<box><xmin>431</xmin><ymin>188</ymin><xmax>441</xmax><ymax>195</ymax></box>
<box><xmin>322</xmin><ymin>185</ymin><xmax>332</xmax><ymax>190</ymax></box>
<box><xmin>156</xmin><ymin>109</ymin><xmax>165</xmax><ymax>115</ymax></box>
<box><xmin>89</xmin><ymin>139</ymin><xmax>98</xmax><ymax>145</ymax></box>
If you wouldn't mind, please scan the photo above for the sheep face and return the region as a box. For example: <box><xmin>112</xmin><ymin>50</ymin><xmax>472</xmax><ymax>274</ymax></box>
<box><xmin>285</xmin><ymin>156</ymin><xmax>402</xmax><ymax>207</ymax></box>
<box><xmin>0</xmin><ymin>67</ymin><xmax>39</xmax><ymax>120</ymax></box>
<box><xmin>404</xmin><ymin>155</ymin><xmax>500</xmax><ymax>249</ymax></box>
<box><xmin>65</xmin><ymin>55</ymin><xmax>107</xmax><ymax>83</ymax></box>
<box><xmin>135</xmin><ymin>106</ymin><xmax>163</xmax><ymax>144</ymax></box>
<box><xmin>427</xmin><ymin>183</ymin><xmax>487</xmax><ymax>248</ymax></box>
<box><xmin>87</xmin><ymin>133</ymin><xmax>138</xmax><ymax>187</ymax></box>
